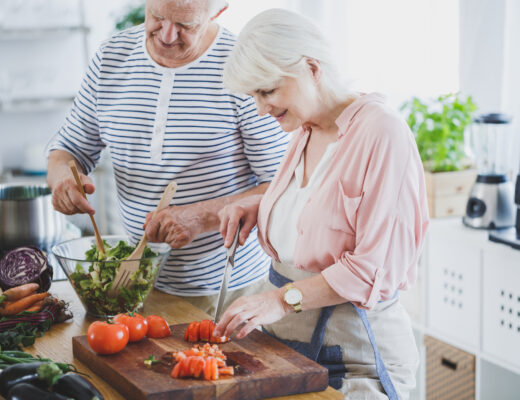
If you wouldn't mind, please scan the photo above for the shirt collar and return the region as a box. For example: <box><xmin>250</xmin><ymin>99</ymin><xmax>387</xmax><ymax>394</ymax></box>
<box><xmin>335</xmin><ymin>92</ymin><xmax>386</xmax><ymax>138</ymax></box>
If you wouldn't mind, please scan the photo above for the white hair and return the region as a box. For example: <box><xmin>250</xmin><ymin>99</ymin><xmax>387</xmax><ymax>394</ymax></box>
<box><xmin>152</xmin><ymin>0</ymin><xmax>228</xmax><ymax>18</ymax></box>
<box><xmin>223</xmin><ymin>8</ymin><xmax>350</xmax><ymax>101</ymax></box>
<box><xmin>175</xmin><ymin>0</ymin><xmax>227</xmax><ymax>17</ymax></box>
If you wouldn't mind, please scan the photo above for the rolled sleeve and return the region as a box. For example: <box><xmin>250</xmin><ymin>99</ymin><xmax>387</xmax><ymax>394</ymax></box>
<box><xmin>322</xmin><ymin>215</ymin><xmax>417</xmax><ymax>309</ymax></box>
<box><xmin>321</xmin><ymin>116</ymin><xmax>425</xmax><ymax>309</ymax></box>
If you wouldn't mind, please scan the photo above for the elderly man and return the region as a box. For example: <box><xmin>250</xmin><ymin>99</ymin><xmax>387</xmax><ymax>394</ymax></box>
<box><xmin>46</xmin><ymin>0</ymin><xmax>289</xmax><ymax>315</ymax></box>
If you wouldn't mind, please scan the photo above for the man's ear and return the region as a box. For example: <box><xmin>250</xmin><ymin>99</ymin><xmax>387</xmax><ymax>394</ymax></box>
<box><xmin>306</xmin><ymin>58</ymin><xmax>322</xmax><ymax>82</ymax></box>
<box><xmin>211</xmin><ymin>4</ymin><xmax>228</xmax><ymax>21</ymax></box>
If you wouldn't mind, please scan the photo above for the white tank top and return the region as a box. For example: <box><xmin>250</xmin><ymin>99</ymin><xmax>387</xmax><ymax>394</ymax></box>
<box><xmin>268</xmin><ymin>142</ymin><xmax>338</xmax><ymax>263</ymax></box>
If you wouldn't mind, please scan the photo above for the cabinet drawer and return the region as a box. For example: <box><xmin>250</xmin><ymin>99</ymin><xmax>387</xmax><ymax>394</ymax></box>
<box><xmin>425</xmin><ymin>335</ymin><xmax>475</xmax><ymax>400</ymax></box>
<box><xmin>482</xmin><ymin>243</ymin><xmax>520</xmax><ymax>369</ymax></box>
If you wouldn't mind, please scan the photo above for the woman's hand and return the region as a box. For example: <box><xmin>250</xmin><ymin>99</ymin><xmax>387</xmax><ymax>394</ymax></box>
<box><xmin>218</xmin><ymin>194</ymin><xmax>262</xmax><ymax>248</ymax></box>
<box><xmin>213</xmin><ymin>289</ymin><xmax>291</xmax><ymax>339</ymax></box>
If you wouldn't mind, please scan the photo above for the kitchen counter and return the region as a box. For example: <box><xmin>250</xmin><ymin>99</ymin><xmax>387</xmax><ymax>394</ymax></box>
<box><xmin>24</xmin><ymin>281</ymin><xmax>342</xmax><ymax>400</ymax></box>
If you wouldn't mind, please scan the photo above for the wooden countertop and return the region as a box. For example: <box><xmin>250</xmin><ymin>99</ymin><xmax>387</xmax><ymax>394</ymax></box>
<box><xmin>24</xmin><ymin>281</ymin><xmax>342</xmax><ymax>400</ymax></box>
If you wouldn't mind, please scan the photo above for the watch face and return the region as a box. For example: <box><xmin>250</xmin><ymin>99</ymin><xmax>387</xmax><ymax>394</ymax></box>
<box><xmin>285</xmin><ymin>288</ymin><xmax>302</xmax><ymax>305</ymax></box>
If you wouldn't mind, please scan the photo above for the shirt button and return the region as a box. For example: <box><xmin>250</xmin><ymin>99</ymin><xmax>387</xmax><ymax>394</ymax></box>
<box><xmin>299</xmin><ymin>229</ymin><xmax>303</xmax><ymax>235</ymax></box>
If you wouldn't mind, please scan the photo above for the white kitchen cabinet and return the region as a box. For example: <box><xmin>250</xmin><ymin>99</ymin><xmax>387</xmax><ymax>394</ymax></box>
<box><xmin>402</xmin><ymin>217</ymin><xmax>520</xmax><ymax>400</ymax></box>
<box><xmin>482</xmin><ymin>242</ymin><xmax>520</xmax><ymax>371</ymax></box>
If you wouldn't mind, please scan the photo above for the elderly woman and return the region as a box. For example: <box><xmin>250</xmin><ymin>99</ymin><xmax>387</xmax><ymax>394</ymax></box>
<box><xmin>214</xmin><ymin>8</ymin><xmax>429</xmax><ymax>399</ymax></box>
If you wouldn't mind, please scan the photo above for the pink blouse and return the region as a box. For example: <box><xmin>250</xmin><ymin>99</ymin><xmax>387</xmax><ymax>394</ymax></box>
<box><xmin>257</xmin><ymin>93</ymin><xmax>430</xmax><ymax>309</ymax></box>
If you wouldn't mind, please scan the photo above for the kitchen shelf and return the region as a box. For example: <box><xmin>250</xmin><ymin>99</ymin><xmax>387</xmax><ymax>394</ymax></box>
<box><xmin>0</xmin><ymin>26</ymin><xmax>89</xmax><ymax>40</ymax></box>
<box><xmin>0</xmin><ymin>96</ymin><xmax>75</xmax><ymax>113</ymax></box>
<box><xmin>402</xmin><ymin>218</ymin><xmax>520</xmax><ymax>399</ymax></box>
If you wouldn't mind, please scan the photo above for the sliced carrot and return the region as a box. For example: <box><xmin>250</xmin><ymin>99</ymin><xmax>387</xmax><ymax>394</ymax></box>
<box><xmin>171</xmin><ymin>363</ymin><xmax>181</xmax><ymax>379</ymax></box>
<box><xmin>203</xmin><ymin>357</ymin><xmax>212</xmax><ymax>380</ymax></box>
<box><xmin>191</xmin><ymin>357</ymin><xmax>205</xmax><ymax>378</ymax></box>
<box><xmin>210</xmin><ymin>357</ymin><xmax>219</xmax><ymax>380</ymax></box>
<box><xmin>0</xmin><ymin>292</ymin><xmax>48</xmax><ymax>316</ymax></box>
<box><xmin>218</xmin><ymin>366</ymin><xmax>234</xmax><ymax>376</ymax></box>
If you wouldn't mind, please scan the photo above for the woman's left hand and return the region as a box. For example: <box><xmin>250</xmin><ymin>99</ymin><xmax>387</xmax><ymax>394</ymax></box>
<box><xmin>214</xmin><ymin>289</ymin><xmax>290</xmax><ymax>339</ymax></box>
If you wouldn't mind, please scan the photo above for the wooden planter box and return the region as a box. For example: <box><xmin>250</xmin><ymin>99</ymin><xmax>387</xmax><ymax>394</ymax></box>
<box><xmin>425</xmin><ymin>169</ymin><xmax>477</xmax><ymax>218</ymax></box>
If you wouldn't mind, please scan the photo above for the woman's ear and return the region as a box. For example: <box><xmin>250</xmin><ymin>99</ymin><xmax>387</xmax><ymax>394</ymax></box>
<box><xmin>306</xmin><ymin>58</ymin><xmax>322</xmax><ymax>83</ymax></box>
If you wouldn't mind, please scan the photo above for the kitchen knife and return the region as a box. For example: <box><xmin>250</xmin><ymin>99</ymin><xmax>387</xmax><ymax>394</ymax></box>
<box><xmin>213</xmin><ymin>222</ymin><xmax>241</xmax><ymax>322</ymax></box>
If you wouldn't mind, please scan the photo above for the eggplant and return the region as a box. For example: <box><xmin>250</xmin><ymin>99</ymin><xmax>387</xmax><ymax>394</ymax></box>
<box><xmin>7</xmin><ymin>383</ymin><xmax>70</xmax><ymax>400</ymax></box>
<box><xmin>53</xmin><ymin>373</ymin><xmax>104</xmax><ymax>400</ymax></box>
<box><xmin>0</xmin><ymin>362</ymin><xmax>46</xmax><ymax>396</ymax></box>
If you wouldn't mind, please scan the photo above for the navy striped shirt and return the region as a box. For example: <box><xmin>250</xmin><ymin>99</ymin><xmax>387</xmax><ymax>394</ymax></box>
<box><xmin>48</xmin><ymin>25</ymin><xmax>289</xmax><ymax>296</ymax></box>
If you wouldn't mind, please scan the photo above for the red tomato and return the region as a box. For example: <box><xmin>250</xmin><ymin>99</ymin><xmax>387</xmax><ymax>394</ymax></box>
<box><xmin>87</xmin><ymin>321</ymin><xmax>129</xmax><ymax>355</ymax></box>
<box><xmin>145</xmin><ymin>315</ymin><xmax>171</xmax><ymax>338</ymax></box>
<box><xmin>113</xmin><ymin>313</ymin><xmax>148</xmax><ymax>342</ymax></box>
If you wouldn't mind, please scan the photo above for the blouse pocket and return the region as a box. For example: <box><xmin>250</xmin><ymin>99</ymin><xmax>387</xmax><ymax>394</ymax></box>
<box><xmin>328</xmin><ymin>181</ymin><xmax>363</xmax><ymax>234</ymax></box>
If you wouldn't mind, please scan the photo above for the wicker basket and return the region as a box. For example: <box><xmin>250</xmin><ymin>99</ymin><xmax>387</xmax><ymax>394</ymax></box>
<box><xmin>425</xmin><ymin>335</ymin><xmax>475</xmax><ymax>400</ymax></box>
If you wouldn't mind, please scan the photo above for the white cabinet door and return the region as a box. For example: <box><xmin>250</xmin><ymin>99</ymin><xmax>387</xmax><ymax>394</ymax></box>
<box><xmin>427</xmin><ymin>219</ymin><xmax>484</xmax><ymax>348</ymax></box>
<box><xmin>482</xmin><ymin>242</ymin><xmax>520</xmax><ymax>369</ymax></box>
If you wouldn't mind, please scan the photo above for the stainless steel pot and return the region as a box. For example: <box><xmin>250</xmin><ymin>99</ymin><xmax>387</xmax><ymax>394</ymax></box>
<box><xmin>0</xmin><ymin>183</ymin><xmax>65</xmax><ymax>251</ymax></box>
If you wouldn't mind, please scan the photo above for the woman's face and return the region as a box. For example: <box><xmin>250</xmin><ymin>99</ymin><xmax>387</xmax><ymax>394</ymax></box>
<box><xmin>250</xmin><ymin>67</ymin><xmax>319</xmax><ymax>132</ymax></box>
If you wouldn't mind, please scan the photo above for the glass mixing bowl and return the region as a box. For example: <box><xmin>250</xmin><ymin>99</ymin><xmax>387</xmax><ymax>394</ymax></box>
<box><xmin>52</xmin><ymin>235</ymin><xmax>170</xmax><ymax>318</ymax></box>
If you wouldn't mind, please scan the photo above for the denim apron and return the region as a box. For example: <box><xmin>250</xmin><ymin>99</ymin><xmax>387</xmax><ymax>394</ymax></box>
<box><xmin>263</xmin><ymin>264</ymin><xmax>399</xmax><ymax>399</ymax></box>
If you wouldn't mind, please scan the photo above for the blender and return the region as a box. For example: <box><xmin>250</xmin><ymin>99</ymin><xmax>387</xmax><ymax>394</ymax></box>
<box><xmin>463</xmin><ymin>113</ymin><xmax>515</xmax><ymax>229</ymax></box>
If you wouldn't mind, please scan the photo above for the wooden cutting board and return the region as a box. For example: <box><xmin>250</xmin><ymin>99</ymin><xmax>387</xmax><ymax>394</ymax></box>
<box><xmin>72</xmin><ymin>323</ymin><xmax>328</xmax><ymax>400</ymax></box>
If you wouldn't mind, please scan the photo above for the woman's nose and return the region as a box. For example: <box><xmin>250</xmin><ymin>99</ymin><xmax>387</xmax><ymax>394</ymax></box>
<box><xmin>160</xmin><ymin>21</ymin><xmax>178</xmax><ymax>44</ymax></box>
<box><xmin>256</xmin><ymin>99</ymin><xmax>271</xmax><ymax>116</ymax></box>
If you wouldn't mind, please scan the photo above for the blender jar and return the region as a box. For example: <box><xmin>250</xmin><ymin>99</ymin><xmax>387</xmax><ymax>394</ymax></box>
<box><xmin>469</xmin><ymin>113</ymin><xmax>513</xmax><ymax>177</ymax></box>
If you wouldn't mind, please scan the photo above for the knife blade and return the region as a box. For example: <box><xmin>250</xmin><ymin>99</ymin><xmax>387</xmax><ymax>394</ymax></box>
<box><xmin>213</xmin><ymin>222</ymin><xmax>241</xmax><ymax>322</ymax></box>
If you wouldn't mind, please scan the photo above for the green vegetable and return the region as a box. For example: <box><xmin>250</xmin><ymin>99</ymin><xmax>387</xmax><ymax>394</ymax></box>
<box><xmin>144</xmin><ymin>355</ymin><xmax>159</xmax><ymax>369</ymax></box>
<box><xmin>400</xmin><ymin>93</ymin><xmax>478</xmax><ymax>172</ymax></box>
<box><xmin>0</xmin><ymin>298</ymin><xmax>72</xmax><ymax>350</ymax></box>
<box><xmin>37</xmin><ymin>363</ymin><xmax>62</xmax><ymax>387</ymax></box>
<box><xmin>70</xmin><ymin>240</ymin><xmax>159</xmax><ymax>316</ymax></box>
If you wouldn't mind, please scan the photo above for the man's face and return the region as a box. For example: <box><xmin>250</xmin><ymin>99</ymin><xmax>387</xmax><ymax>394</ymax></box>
<box><xmin>145</xmin><ymin>0</ymin><xmax>212</xmax><ymax>65</ymax></box>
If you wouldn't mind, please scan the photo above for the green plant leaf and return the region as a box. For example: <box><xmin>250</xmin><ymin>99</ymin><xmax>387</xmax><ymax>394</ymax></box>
<box><xmin>401</xmin><ymin>93</ymin><xmax>478</xmax><ymax>172</ymax></box>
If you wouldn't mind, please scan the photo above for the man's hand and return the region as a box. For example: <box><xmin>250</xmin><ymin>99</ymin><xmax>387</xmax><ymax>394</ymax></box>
<box><xmin>47</xmin><ymin>151</ymin><xmax>96</xmax><ymax>215</ymax></box>
<box><xmin>144</xmin><ymin>204</ymin><xmax>206</xmax><ymax>248</ymax></box>
<box><xmin>51</xmin><ymin>173</ymin><xmax>96</xmax><ymax>215</ymax></box>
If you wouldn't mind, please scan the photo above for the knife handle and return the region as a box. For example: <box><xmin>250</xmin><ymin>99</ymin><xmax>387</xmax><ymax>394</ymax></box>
<box><xmin>226</xmin><ymin>222</ymin><xmax>241</xmax><ymax>258</ymax></box>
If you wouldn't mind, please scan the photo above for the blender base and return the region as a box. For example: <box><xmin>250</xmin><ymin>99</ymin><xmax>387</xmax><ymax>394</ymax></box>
<box><xmin>489</xmin><ymin>228</ymin><xmax>520</xmax><ymax>250</ymax></box>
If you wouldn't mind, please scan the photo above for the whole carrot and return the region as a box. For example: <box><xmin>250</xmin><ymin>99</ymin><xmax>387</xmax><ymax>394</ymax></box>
<box><xmin>24</xmin><ymin>299</ymin><xmax>45</xmax><ymax>313</ymax></box>
<box><xmin>0</xmin><ymin>292</ymin><xmax>49</xmax><ymax>316</ymax></box>
<box><xmin>0</xmin><ymin>283</ymin><xmax>39</xmax><ymax>305</ymax></box>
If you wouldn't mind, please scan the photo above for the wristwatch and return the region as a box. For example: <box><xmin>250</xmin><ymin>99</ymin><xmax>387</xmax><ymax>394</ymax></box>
<box><xmin>283</xmin><ymin>283</ymin><xmax>303</xmax><ymax>313</ymax></box>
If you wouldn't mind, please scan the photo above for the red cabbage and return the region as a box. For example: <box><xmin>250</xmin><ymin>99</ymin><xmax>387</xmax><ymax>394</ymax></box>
<box><xmin>0</xmin><ymin>246</ymin><xmax>53</xmax><ymax>292</ymax></box>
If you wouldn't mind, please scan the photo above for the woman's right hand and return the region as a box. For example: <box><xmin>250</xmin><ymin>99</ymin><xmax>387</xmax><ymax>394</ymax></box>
<box><xmin>218</xmin><ymin>194</ymin><xmax>262</xmax><ymax>248</ymax></box>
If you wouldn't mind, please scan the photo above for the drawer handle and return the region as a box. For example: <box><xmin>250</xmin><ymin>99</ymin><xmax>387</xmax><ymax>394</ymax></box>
<box><xmin>441</xmin><ymin>357</ymin><xmax>458</xmax><ymax>370</ymax></box>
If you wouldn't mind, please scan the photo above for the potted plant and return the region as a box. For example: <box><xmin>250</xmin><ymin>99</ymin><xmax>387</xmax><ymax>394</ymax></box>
<box><xmin>401</xmin><ymin>93</ymin><xmax>478</xmax><ymax>218</ymax></box>
<box><xmin>115</xmin><ymin>3</ymin><xmax>145</xmax><ymax>31</ymax></box>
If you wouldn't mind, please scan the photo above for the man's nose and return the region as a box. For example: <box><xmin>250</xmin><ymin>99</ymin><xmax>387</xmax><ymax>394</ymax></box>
<box><xmin>160</xmin><ymin>21</ymin><xmax>178</xmax><ymax>44</ymax></box>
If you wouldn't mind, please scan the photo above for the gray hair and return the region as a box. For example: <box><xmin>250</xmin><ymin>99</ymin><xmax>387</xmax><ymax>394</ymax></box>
<box><xmin>223</xmin><ymin>8</ymin><xmax>349</xmax><ymax>101</ymax></box>
<box><xmin>151</xmin><ymin>0</ymin><xmax>228</xmax><ymax>18</ymax></box>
